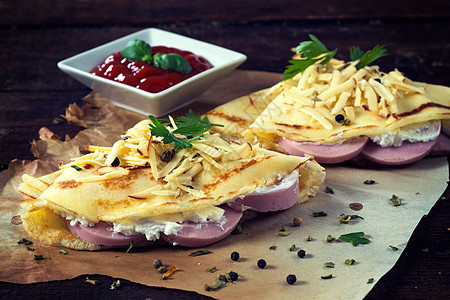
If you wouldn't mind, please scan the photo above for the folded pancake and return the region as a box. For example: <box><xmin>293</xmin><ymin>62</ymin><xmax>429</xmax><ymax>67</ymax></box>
<box><xmin>19</xmin><ymin>115</ymin><xmax>324</xmax><ymax>250</ymax></box>
<box><xmin>204</xmin><ymin>57</ymin><xmax>450</xmax><ymax>164</ymax></box>
<box><xmin>245</xmin><ymin>60</ymin><xmax>450</xmax><ymax>144</ymax></box>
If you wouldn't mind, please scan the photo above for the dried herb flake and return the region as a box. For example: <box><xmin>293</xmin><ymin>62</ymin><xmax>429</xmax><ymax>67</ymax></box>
<box><xmin>312</xmin><ymin>211</ymin><xmax>327</xmax><ymax>217</ymax></box>
<box><xmin>390</xmin><ymin>194</ymin><xmax>402</xmax><ymax>206</ymax></box>
<box><xmin>189</xmin><ymin>249</ymin><xmax>212</xmax><ymax>257</ymax></box>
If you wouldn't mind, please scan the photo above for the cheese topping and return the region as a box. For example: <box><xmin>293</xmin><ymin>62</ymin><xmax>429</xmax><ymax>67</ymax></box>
<box><xmin>279</xmin><ymin>59</ymin><xmax>424</xmax><ymax>125</ymax></box>
<box><xmin>58</xmin><ymin>119</ymin><xmax>264</xmax><ymax>200</ymax></box>
<box><xmin>245</xmin><ymin>58</ymin><xmax>450</xmax><ymax>144</ymax></box>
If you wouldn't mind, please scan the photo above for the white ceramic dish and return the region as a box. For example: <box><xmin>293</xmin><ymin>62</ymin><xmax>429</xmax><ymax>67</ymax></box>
<box><xmin>57</xmin><ymin>28</ymin><xmax>247</xmax><ymax>116</ymax></box>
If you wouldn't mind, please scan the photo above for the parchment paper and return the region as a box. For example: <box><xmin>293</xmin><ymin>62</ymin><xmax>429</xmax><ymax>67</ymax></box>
<box><xmin>0</xmin><ymin>70</ymin><xmax>448</xmax><ymax>300</ymax></box>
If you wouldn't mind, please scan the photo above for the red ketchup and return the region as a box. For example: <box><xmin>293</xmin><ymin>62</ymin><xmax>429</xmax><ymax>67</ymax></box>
<box><xmin>90</xmin><ymin>46</ymin><xmax>213</xmax><ymax>93</ymax></box>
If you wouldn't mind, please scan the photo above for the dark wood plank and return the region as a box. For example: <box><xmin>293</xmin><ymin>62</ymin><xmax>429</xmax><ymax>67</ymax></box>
<box><xmin>2</xmin><ymin>0</ymin><xmax>450</xmax><ymax>26</ymax></box>
<box><xmin>0</xmin><ymin>1</ymin><xmax>449</xmax><ymax>299</ymax></box>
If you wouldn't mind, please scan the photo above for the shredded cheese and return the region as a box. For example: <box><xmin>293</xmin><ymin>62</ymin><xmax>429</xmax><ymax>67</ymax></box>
<box><xmin>62</xmin><ymin>118</ymin><xmax>272</xmax><ymax>200</ymax></box>
<box><xmin>279</xmin><ymin>60</ymin><xmax>425</xmax><ymax>127</ymax></box>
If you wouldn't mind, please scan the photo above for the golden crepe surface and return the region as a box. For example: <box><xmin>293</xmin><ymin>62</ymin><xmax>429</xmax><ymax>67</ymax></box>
<box><xmin>19</xmin><ymin>115</ymin><xmax>325</xmax><ymax>250</ymax></box>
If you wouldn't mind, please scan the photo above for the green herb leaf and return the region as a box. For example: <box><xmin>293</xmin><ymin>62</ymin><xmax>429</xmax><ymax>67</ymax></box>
<box><xmin>71</xmin><ymin>165</ymin><xmax>83</xmax><ymax>171</ymax></box>
<box><xmin>126</xmin><ymin>242</ymin><xmax>133</xmax><ymax>253</ymax></box>
<box><xmin>149</xmin><ymin>111</ymin><xmax>223</xmax><ymax>150</ymax></box>
<box><xmin>53</xmin><ymin>117</ymin><xmax>65</xmax><ymax>125</ymax></box>
<box><xmin>339</xmin><ymin>118</ymin><xmax>351</xmax><ymax>126</ymax></box>
<box><xmin>389</xmin><ymin>245</ymin><xmax>399</xmax><ymax>251</ymax></box>
<box><xmin>205</xmin><ymin>279</ymin><xmax>227</xmax><ymax>291</ymax></box>
<box><xmin>269</xmin><ymin>245</ymin><xmax>277</xmax><ymax>250</ymax></box>
<box><xmin>27</xmin><ymin>247</ymin><xmax>35</xmax><ymax>252</ymax></box>
<box><xmin>339</xmin><ymin>214</ymin><xmax>364</xmax><ymax>224</ymax></box>
<box><xmin>18</xmin><ymin>238</ymin><xmax>32</xmax><ymax>245</ymax></box>
<box><xmin>367</xmin><ymin>277</ymin><xmax>375</xmax><ymax>284</ymax></box>
<box><xmin>278</xmin><ymin>225</ymin><xmax>292</xmax><ymax>236</ymax></box>
<box><xmin>189</xmin><ymin>249</ymin><xmax>212</xmax><ymax>257</ymax></box>
<box><xmin>85</xmin><ymin>277</ymin><xmax>98</xmax><ymax>285</ymax></box>
<box><xmin>153</xmin><ymin>53</ymin><xmax>192</xmax><ymax>74</ymax></box>
<box><xmin>278</xmin><ymin>230</ymin><xmax>292</xmax><ymax>236</ymax></box>
<box><xmin>283</xmin><ymin>34</ymin><xmax>337</xmax><ymax>80</ymax></box>
<box><xmin>158</xmin><ymin>265</ymin><xmax>168</xmax><ymax>273</ymax></box>
<box><xmin>324</xmin><ymin>262</ymin><xmax>335</xmax><ymax>268</ymax></box>
<box><xmin>339</xmin><ymin>232</ymin><xmax>370</xmax><ymax>246</ymax></box>
<box><xmin>121</xmin><ymin>39</ymin><xmax>153</xmax><ymax>64</ymax></box>
<box><xmin>207</xmin><ymin>266</ymin><xmax>217</xmax><ymax>273</ymax></box>
<box><xmin>232</xmin><ymin>223</ymin><xmax>243</xmax><ymax>234</ymax></box>
<box><xmin>324</xmin><ymin>186</ymin><xmax>334</xmax><ymax>194</ymax></box>
<box><xmin>59</xmin><ymin>249</ymin><xmax>68</xmax><ymax>255</ymax></box>
<box><xmin>289</xmin><ymin>244</ymin><xmax>296</xmax><ymax>252</ymax></box>
<box><xmin>390</xmin><ymin>194</ymin><xmax>402</xmax><ymax>206</ymax></box>
<box><xmin>321</xmin><ymin>274</ymin><xmax>333</xmax><ymax>279</ymax></box>
<box><xmin>34</xmin><ymin>254</ymin><xmax>44</xmax><ymax>260</ymax></box>
<box><xmin>326</xmin><ymin>234</ymin><xmax>336</xmax><ymax>243</ymax></box>
<box><xmin>345</xmin><ymin>258</ymin><xmax>356</xmax><ymax>265</ymax></box>
<box><xmin>110</xmin><ymin>279</ymin><xmax>121</xmax><ymax>290</ymax></box>
<box><xmin>350</xmin><ymin>45</ymin><xmax>388</xmax><ymax>70</ymax></box>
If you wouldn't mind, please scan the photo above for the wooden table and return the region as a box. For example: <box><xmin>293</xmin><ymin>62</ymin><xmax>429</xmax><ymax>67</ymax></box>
<box><xmin>1</xmin><ymin>1</ymin><xmax>449</xmax><ymax>299</ymax></box>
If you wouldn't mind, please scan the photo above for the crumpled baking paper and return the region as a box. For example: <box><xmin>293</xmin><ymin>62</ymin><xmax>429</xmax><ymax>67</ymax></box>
<box><xmin>0</xmin><ymin>70</ymin><xmax>448</xmax><ymax>300</ymax></box>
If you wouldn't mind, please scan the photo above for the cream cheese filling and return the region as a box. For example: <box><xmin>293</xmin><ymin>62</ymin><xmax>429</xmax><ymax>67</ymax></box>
<box><xmin>369</xmin><ymin>120</ymin><xmax>441</xmax><ymax>147</ymax></box>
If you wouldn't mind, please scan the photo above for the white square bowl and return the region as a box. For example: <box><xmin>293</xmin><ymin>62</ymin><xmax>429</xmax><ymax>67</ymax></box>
<box><xmin>57</xmin><ymin>28</ymin><xmax>247</xmax><ymax>116</ymax></box>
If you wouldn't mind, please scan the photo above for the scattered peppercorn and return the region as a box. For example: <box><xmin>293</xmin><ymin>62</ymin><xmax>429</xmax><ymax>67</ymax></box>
<box><xmin>335</xmin><ymin>114</ymin><xmax>345</xmax><ymax>123</ymax></box>
<box><xmin>34</xmin><ymin>254</ymin><xmax>44</xmax><ymax>260</ymax></box>
<box><xmin>231</xmin><ymin>251</ymin><xmax>240</xmax><ymax>261</ymax></box>
<box><xmin>297</xmin><ymin>249</ymin><xmax>306</xmax><ymax>258</ymax></box>
<box><xmin>160</xmin><ymin>150</ymin><xmax>174</xmax><ymax>162</ymax></box>
<box><xmin>324</xmin><ymin>186</ymin><xmax>334</xmax><ymax>194</ymax></box>
<box><xmin>153</xmin><ymin>259</ymin><xmax>163</xmax><ymax>269</ymax></box>
<box><xmin>257</xmin><ymin>259</ymin><xmax>267</xmax><ymax>269</ymax></box>
<box><xmin>229</xmin><ymin>271</ymin><xmax>238</xmax><ymax>281</ymax></box>
<box><xmin>111</xmin><ymin>157</ymin><xmax>120</xmax><ymax>167</ymax></box>
<box><xmin>364</xmin><ymin>179</ymin><xmax>376</xmax><ymax>185</ymax></box>
<box><xmin>286</xmin><ymin>274</ymin><xmax>297</xmax><ymax>285</ymax></box>
<box><xmin>293</xmin><ymin>217</ymin><xmax>303</xmax><ymax>226</ymax></box>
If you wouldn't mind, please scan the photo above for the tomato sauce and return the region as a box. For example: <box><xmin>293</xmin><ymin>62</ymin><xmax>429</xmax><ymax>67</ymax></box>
<box><xmin>90</xmin><ymin>46</ymin><xmax>213</xmax><ymax>93</ymax></box>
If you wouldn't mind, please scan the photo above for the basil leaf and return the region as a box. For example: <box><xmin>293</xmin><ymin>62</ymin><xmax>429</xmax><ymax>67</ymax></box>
<box><xmin>153</xmin><ymin>53</ymin><xmax>192</xmax><ymax>74</ymax></box>
<box><xmin>121</xmin><ymin>39</ymin><xmax>153</xmax><ymax>64</ymax></box>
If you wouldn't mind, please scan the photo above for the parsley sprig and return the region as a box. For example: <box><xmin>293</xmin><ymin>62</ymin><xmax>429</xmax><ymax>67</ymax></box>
<box><xmin>283</xmin><ymin>34</ymin><xmax>337</xmax><ymax>80</ymax></box>
<box><xmin>283</xmin><ymin>34</ymin><xmax>388</xmax><ymax>80</ymax></box>
<box><xmin>149</xmin><ymin>110</ymin><xmax>223</xmax><ymax>150</ymax></box>
<box><xmin>350</xmin><ymin>45</ymin><xmax>388</xmax><ymax>70</ymax></box>
<box><xmin>339</xmin><ymin>232</ymin><xmax>370</xmax><ymax>246</ymax></box>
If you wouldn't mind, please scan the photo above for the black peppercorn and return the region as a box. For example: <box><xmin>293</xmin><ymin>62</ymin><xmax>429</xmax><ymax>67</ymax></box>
<box><xmin>229</xmin><ymin>271</ymin><xmax>238</xmax><ymax>281</ymax></box>
<box><xmin>111</xmin><ymin>157</ymin><xmax>120</xmax><ymax>167</ymax></box>
<box><xmin>257</xmin><ymin>259</ymin><xmax>267</xmax><ymax>269</ymax></box>
<box><xmin>335</xmin><ymin>114</ymin><xmax>345</xmax><ymax>123</ymax></box>
<box><xmin>297</xmin><ymin>249</ymin><xmax>306</xmax><ymax>258</ymax></box>
<box><xmin>153</xmin><ymin>259</ymin><xmax>162</xmax><ymax>269</ymax></box>
<box><xmin>160</xmin><ymin>150</ymin><xmax>174</xmax><ymax>162</ymax></box>
<box><xmin>286</xmin><ymin>274</ymin><xmax>297</xmax><ymax>285</ymax></box>
<box><xmin>230</xmin><ymin>251</ymin><xmax>240</xmax><ymax>261</ymax></box>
